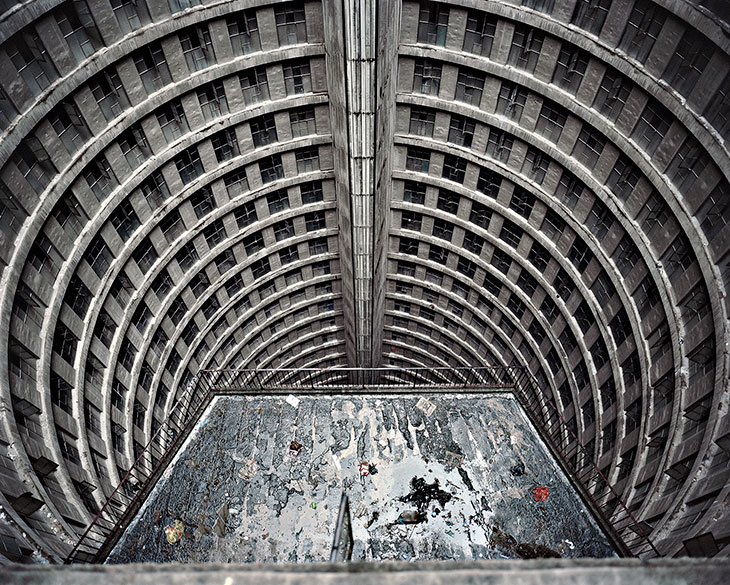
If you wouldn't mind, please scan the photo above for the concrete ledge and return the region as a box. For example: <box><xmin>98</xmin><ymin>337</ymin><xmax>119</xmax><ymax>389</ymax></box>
<box><xmin>3</xmin><ymin>559</ymin><xmax>730</xmax><ymax>584</ymax></box>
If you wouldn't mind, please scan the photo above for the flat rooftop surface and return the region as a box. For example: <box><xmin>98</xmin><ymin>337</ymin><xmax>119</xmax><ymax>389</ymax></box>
<box><xmin>108</xmin><ymin>394</ymin><xmax>615</xmax><ymax>563</ymax></box>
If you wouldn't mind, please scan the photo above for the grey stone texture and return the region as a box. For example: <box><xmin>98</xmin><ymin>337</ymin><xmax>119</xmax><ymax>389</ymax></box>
<box><xmin>108</xmin><ymin>394</ymin><xmax>613</xmax><ymax>563</ymax></box>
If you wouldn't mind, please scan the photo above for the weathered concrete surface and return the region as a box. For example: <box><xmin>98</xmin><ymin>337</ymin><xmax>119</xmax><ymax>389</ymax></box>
<box><xmin>3</xmin><ymin>559</ymin><xmax>730</xmax><ymax>585</ymax></box>
<box><xmin>107</xmin><ymin>394</ymin><xmax>614</xmax><ymax>563</ymax></box>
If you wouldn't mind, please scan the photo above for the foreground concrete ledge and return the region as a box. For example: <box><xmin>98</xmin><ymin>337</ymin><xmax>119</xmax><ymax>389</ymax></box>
<box><xmin>2</xmin><ymin>559</ymin><xmax>730</xmax><ymax>584</ymax></box>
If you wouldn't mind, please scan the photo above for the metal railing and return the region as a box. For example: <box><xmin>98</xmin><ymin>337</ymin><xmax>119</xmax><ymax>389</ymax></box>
<box><xmin>330</xmin><ymin>494</ymin><xmax>354</xmax><ymax>562</ymax></box>
<box><xmin>511</xmin><ymin>369</ymin><xmax>660</xmax><ymax>558</ymax></box>
<box><xmin>64</xmin><ymin>366</ymin><xmax>659</xmax><ymax>563</ymax></box>
<box><xmin>65</xmin><ymin>375</ymin><xmax>212</xmax><ymax>563</ymax></box>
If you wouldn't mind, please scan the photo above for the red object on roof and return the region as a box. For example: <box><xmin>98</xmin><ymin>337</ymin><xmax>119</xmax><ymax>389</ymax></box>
<box><xmin>532</xmin><ymin>486</ymin><xmax>550</xmax><ymax>501</ymax></box>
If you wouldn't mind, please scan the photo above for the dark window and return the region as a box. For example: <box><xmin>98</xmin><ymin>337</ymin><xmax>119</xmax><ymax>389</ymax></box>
<box><xmin>606</xmin><ymin>156</ymin><xmax>640</xmax><ymax>201</ymax></box>
<box><xmin>523</xmin><ymin>147</ymin><xmax>549</xmax><ymax>184</ymax></box>
<box><xmin>89</xmin><ymin>69</ymin><xmax>129</xmax><ymax>121</ymax></box>
<box><xmin>428</xmin><ymin>244</ymin><xmax>448</xmax><ymax>264</ymax></box>
<box><xmin>267</xmin><ymin>189</ymin><xmax>289</xmax><ymax>213</ymax></box>
<box><xmin>610</xmin><ymin>308</ymin><xmax>632</xmax><ymax>345</ymax></box>
<box><xmin>573</xmin><ymin>126</ymin><xmax>605</xmax><ymax>167</ymax></box>
<box><xmin>250</xmin><ymin>257</ymin><xmax>270</xmax><ymax>279</ymax></box>
<box><xmin>632</xmin><ymin>99</ymin><xmax>671</xmax><ymax>155</ymax></box>
<box><xmin>500</xmin><ymin>219</ymin><xmax>523</xmax><ymax>248</ymax></box>
<box><xmin>448</xmin><ymin>115</ymin><xmax>476</xmax><ymax>147</ymax></box>
<box><xmin>593</xmin><ymin>68</ymin><xmax>631</xmax><ymax>123</ymax></box>
<box><xmin>180</xmin><ymin>24</ymin><xmax>215</xmax><ymax>72</ymax></box>
<box><xmin>197</xmin><ymin>80</ymin><xmax>228</xmax><ymax>121</ymax></box>
<box><xmin>49</xmin><ymin>99</ymin><xmax>90</xmax><ymax>154</ymax></box>
<box><xmin>132</xmin><ymin>237</ymin><xmax>158</xmax><ymax>273</ymax></box>
<box><xmin>586</xmin><ymin>199</ymin><xmax>614</xmax><ymax>239</ymax></box>
<box><xmin>401</xmin><ymin>210</ymin><xmax>423</xmax><ymax>231</ymax></box>
<box><xmin>508</xmin><ymin>26</ymin><xmax>544</xmax><ymax>72</ymax></box>
<box><xmin>279</xmin><ymin>245</ymin><xmax>299</xmax><ymax>265</ymax></box>
<box><xmin>554</xmin><ymin>170</ymin><xmax>583</xmax><ymax>210</ymax></box>
<box><xmin>109</xmin><ymin>199</ymin><xmax>140</xmax><ymax>241</ymax></box>
<box><xmin>463</xmin><ymin>232</ymin><xmax>484</xmax><ymax>255</ymax></box>
<box><xmin>260</xmin><ymin>155</ymin><xmax>284</xmax><ymax>183</ymax></box>
<box><xmin>275</xmin><ymin>1</ymin><xmax>307</xmax><ymax>46</ymax></box>
<box><xmin>283</xmin><ymin>59</ymin><xmax>312</xmax><ymax>95</ymax></box>
<box><xmin>455</xmin><ymin>68</ymin><xmax>485</xmax><ymax>105</ymax></box>
<box><xmin>463</xmin><ymin>10</ymin><xmax>496</xmax><ymax>56</ymax></box>
<box><xmin>54</xmin><ymin>322</ymin><xmax>78</xmax><ymax>363</ymax></box>
<box><xmin>305</xmin><ymin>211</ymin><xmax>326</xmax><ymax>231</ymax></box>
<box><xmin>418</xmin><ymin>1</ymin><xmax>449</xmax><ymax>46</ymax></box>
<box><xmin>403</xmin><ymin>181</ymin><xmax>426</xmax><ymax>204</ymax></box>
<box><xmin>243</xmin><ymin>232</ymin><xmax>264</xmax><ymax>255</ymax></box>
<box><xmin>528</xmin><ymin>241</ymin><xmax>550</xmax><ymax>272</ymax></box>
<box><xmin>300</xmin><ymin>180</ymin><xmax>324</xmax><ymax>204</ymax></box>
<box><xmin>140</xmin><ymin>170</ymin><xmax>170</xmax><ymax>208</ymax></box>
<box><xmin>274</xmin><ymin>218</ymin><xmax>296</xmax><ymax>240</ymax></box>
<box><xmin>666</xmin><ymin>137</ymin><xmax>710</xmax><ymax>193</ymax></box>
<box><xmin>432</xmin><ymin>218</ymin><xmax>454</xmax><ymax>241</ymax></box>
<box><xmin>541</xmin><ymin>208</ymin><xmax>565</xmax><ymax>242</ymax></box>
<box><xmin>290</xmin><ymin>107</ymin><xmax>316</xmax><ymax>137</ymax></box>
<box><xmin>240</xmin><ymin>66</ymin><xmax>269</xmax><ymax>105</ymax></box>
<box><xmin>613</xmin><ymin>235</ymin><xmax>640</xmax><ymax>276</ymax></box>
<box><xmin>251</xmin><ymin>114</ymin><xmax>278</xmax><ymax>147</ymax></box>
<box><xmin>413</xmin><ymin>58</ymin><xmax>441</xmax><ymax>95</ymax></box>
<box><xmin>406</xmin><ymin>147</ymin><xmax>430</xmax><ymax>173</ymax></box>
<box><xmin>457</xmin><ymin>257</ymin><xmax>476</xmax><ymax>278</ymax></box>
<box><xmin>554</xmin><ymin>267</ymin><xmax>574</xmax><ymax>301</ymax></box>
<box><xmin>8</xmin><ymin>29</ymin><xmax>58</xmax><ymax>96</ymax></box>
<box><xmin>159</xmin><ymin>209</ymin><xmax>184</xmax><ymax>242</ymax></box>
<box><xmin>227</xmin><ymin>11</ymin><xmax>260</xmax><ymax>56</ymax></box>
<box><xmin>410</xmin><ymin>107</ymin><xmax>435</xmax><ymax>137</ymax></box>
<box><xmin>203</xmin><ymin>219</ymin><xmax>227</xmax><ymax>248</ymax></box>
<box><xmin>497</xmin><ymin>81</ymin><xmax>527</xmax><ymax>120</ymax></box>
<box><xmin>191</xmin><ymin>187</ymin><xmax>215</xmax><ymax>219</ymax></box>
<box><xmin>86</xmin><ymin>236</ymin><xmax>113</xmax><ymax>277</ymax></box>
<box><xmin>698</xmin><ymin>182</ymin><xmax>730</xmax><ymax>239</ymax></box>
<box><xmin>517</xmin><ymin>270</ymin><xmax>537</xmax><ymax>297</ymax></box>
<box><xmin>133</xmin><ymin>42</ymin><xmax>172</xmax><ymax>92</ymax></box>
<box><xmin>400</xmin><ymin>236</ymin><xmax>419</xmax><ymax>256</ymax></box>
<box><xmin>211</xmin><ymin>128</ymin><xmax>240</xmax><ymax>163</ymax></box>
<box><xmin>536</xmin><ymin>102</ymin><xmax>567</xmax><ymax>142</ymax></box>
<box><xmin>476</xmin><ymin>168</ymin><xmax>501</xmax><ymax>198</ymax></box>
<box><xmin>575</xmin><ymin>301</ymin><xmax>594</xmax><ymax>334</ymax></box>
<box><xmin>552</xmin><ymin>46</ymin><xmax>589</xmax><ymax>94</ymax></box>
<box><xmin>234</xmin><ymin>201</ymin><xmax>257</xmax><ymax>228</ymax></box>
<box><xmin>491</xmin><ymin>248</ymin><xmax>512</xmax><ymax>274</ymax></box>
<box><xmin>568</xmin><ymin>239</ymin><xmax>593</xmax><ymax>272</ymax></box>
<box><xmin>619</xmin><ymin>0</ymin><xmax>667</xmax><ymax>63</ymax></box>
<box><xmin>441</xmin><ymin>154</ymin><xmax>467</xmax><ymax>183</ymax></box>
<box><xmin>65</xmin><ymin>275</ymin><xmax>92</xmax><ymax>317</ymax></box>
<box><xmin>215</xmin><ymin>249</ymin><xmax>236</xmax><ymax>274</ymax></box>
<box><xmin>571</xmin><ymin>0</ymin><xmax>611</xmax><ymax>35</ymax></box>
<box><xmin>118</xmin><ymin>125</ymin><xmax>151</xmax><ymax>168</ymax></box>
<box><xmin>703</xmin><ymin>72</ymin><xmax>730</xmax><ymax>141</ymax></box>
<box><xmin>296</xmin><ymin>147</ymin><xmax>319</xmax><ymax>173</ymax></box>
<box><xmin>485</xmin><ymin>128</ymin><xmax>513</xmax><ymax>162</ymax></box>
<box><xmin>469</xmin><ymin>201</ymin><xmax>491</xmax><ymax>230</ymax></box>
<box><xmin>83</xmin><ymin>155</ymin><xmax>117</xmax><ymax>200</ymax></box>
<box><xmin>174</xmin><ymin>146</ymin><xmax>204</xmax><ymax>184</ymax></box>
<box><xmin>437</xmin><ymin>189</ymin><xmax>460</xmax><ymax>214</ymax></box>
<box><xmin>50</xmin><ymin>372</ymin><xmax>73</xmax><ymax>414</ymax></box>
<box><xmin>175</xmin><ymin>241</ymin><xmax>199</xmax><ymax>271</ymax></box>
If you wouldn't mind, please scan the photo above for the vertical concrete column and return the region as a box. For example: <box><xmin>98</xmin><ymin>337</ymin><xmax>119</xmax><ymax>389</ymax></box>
<box><xmin>371</xmin><ymin>0</ymin><xmax>401</xmax><ymax>367</ymax></box>
<box><xmin>323</xmin><ymin>0</ymin><xmax>379</xmax><ymax>368</ymax></box>
<box><xmin>322</xmin><ymin>0</ymin><xmax>358</xmax><ymax>366</ymax></box>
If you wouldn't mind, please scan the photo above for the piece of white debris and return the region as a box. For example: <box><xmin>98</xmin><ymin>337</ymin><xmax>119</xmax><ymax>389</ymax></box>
<box><xmin>285</xmin><ymin>394</ymin><xmax>301</xmax><ymax>408</ymax></box>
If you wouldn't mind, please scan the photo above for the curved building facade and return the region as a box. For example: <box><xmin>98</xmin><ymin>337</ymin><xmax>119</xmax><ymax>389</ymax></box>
<box><xmin>0</xmin><ymin>0</ymin><xmax>727</xmax><ymax>563</ymax></box>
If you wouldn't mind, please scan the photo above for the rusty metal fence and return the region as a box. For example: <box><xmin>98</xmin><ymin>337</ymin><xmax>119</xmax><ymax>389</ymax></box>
<box><xmin>65</xmin><ymin>366</ymin><xmax>659</xmax><ymax>563</ymax></box>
